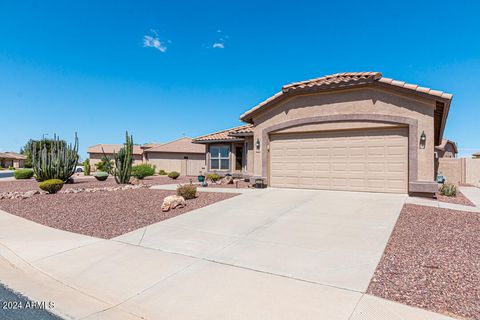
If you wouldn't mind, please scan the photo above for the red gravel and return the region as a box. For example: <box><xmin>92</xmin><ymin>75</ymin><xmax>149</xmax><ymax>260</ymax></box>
<box><xmin>436</xmin><ymin>191</ymin><xmax>476</xmax><ymax>207</ymax></box>
<box><xmin>0</xmin><ymin>175</ymin><xmax>197</xmax><ymax>193</ymax></box>
<box><xmin>0</xmin><ymin>189</ymin><xmax>238</xmax><ymax>239</ymax></box>
<box><xmin>368</xmin><ymin>204</ymin><xmax>480</xmax><ymax>319</ymax></box>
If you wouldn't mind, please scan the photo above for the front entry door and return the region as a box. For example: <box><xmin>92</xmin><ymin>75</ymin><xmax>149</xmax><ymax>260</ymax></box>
<box><xmin>235</xmin><ymin>146</ymin><xmax>243</xmax><ymax>171</ymax></box>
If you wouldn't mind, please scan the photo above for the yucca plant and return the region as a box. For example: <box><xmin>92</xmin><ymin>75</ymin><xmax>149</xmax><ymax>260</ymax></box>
<box><xmin>32</xmin><ymin>134</ymin><xmax>79</xmax><ymax>182</ymax></box>
<box><xmin>103</xmin><ymin>131</ymin><xmax>133</xmax><ymax>184</ymax></box>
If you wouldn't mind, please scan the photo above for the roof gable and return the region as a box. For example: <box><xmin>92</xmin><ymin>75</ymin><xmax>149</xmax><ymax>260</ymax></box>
<box><xmin>87</xmin><ymin>144</ymin><xmax>143</xmax><ymax>155</ymax></box>
<box><xmin>193</xmin><ymin>124</ymin><xmax>253</xmax><ymax>143</ymax></box>
<box><xmin>240</xmin><ymin>72</ymin><xmax>453</xmax><ymax>145</ymax></box>
<box><xmin>145</xmin><ymin>137</ymin><xmax>205</xmax><ymax>154</ymax></box>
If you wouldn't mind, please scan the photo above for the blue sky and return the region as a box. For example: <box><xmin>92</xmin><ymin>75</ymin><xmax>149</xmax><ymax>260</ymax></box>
<box><xmin>1</xmin><ymin>0</ymin><xmax>480</xmax><ymax>159</ymax></box>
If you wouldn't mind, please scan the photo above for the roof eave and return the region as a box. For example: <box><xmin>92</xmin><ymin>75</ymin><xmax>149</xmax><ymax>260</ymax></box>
<box><xmin>192</xmin><ymin>138</ymin><xmax>245</xmax><ymax>144</ymax></box>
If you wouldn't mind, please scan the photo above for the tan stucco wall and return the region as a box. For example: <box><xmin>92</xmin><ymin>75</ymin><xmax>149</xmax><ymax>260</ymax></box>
<box><xmin>245</xmin><ymin>136</ymin><xmax>254</xmax><ymax>175</ymax></box>
<box><xmin>273</xmin><ymin>121</ymin><xmax>400</xmax><ymax>134</ymax></box>
<box><xmin>465</xmin><ymin>158</ymin><xmax>480</xmax><ymax>186</ymax></box>
<box><xmin>146</xmin><ymin>152</ymin><xmax>205</xmax><ymax>175</ymax></box>
<box><xmin>251</xmin><ymin>87</ymin><xmax>436</xmax><ymax>183</ymax></box>
<box><xmin>438</xmin><ymin>158</ymin><xmax>465</xmax><ymax>185</ymax></box>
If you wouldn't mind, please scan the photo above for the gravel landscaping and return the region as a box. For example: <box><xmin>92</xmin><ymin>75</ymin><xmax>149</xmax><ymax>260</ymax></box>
<box><xmin>0</xmin><ymin>175</ymin><xmax>196</xmax><ymax>193</ymax></box>
<box><xmin>436</xmin><ymin>191</ymin><xmax>476</xmax><ymax>207</ymax></box>
<box><xmin>0</xmin><ymin>188</ymin><xmax>238</xmax><ymax>239</ymax></box>
<box><xmin>368</xmin><ymin>204</ymin><xmax>480</xmax><ymax>320</ymax></box>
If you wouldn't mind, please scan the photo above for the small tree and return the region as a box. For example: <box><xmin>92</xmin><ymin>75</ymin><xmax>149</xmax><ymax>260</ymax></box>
<box><xmin>103</xmin><ymin>131</ymin><xmax>133</xmax><ymax>184</ymax></box>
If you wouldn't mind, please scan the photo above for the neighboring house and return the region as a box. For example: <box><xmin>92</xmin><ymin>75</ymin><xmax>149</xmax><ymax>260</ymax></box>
<box><xmin>143</xmin><ymin>137</ymin><xmax>206</xmax><ymax>175</ymax></box>
<box><xmin>0</xmin><ymin>152</ymin><xmax>26</xmax><ymax>168</ymax></box>
<box><xmin>194</xmin><ymin>72</ymin><xmax>453</xmax><ymax>196</ymax></box>
<box><xmin>435</xmin><ymin>139</ymin><xmax>458</xmax><ymax>158</ymax></box>
<box><xmin>87</xmin><ymin>138</ymin><xmax>206</xmax><ymax>175</ymax></box>
<box><xmin>87</xmin><ymin>144</ymin><xmax>144</xmax><ymax>168</ymax></box>
<box><xmin>473</xmin><ymin>152</ymin><xmax>480</xmax><ymax>159</ymax></box>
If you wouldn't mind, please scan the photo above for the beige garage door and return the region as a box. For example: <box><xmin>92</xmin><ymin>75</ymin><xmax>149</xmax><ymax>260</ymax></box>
<box><xmin>269</xmin><ymin>127</ymin><xmax>408</xmax><ymax>193</ymax></box>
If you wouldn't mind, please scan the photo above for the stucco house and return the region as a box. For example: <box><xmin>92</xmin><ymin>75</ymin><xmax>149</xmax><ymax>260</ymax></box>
<box><xmin>0</xmin><ymin>152</ymin><xmax>26</xmax><ymax>168</ymax></box>
<box><xmin>435</xmin><ymin>139</ymin><xmax>458</xmax><ymax>158</ymax></box>
<box><xmin>194</xmin><ymin>72</ymin><xmax>453</xmax><ymax>196</ymax></box>
<box><xmin>143</xmin><ymin>137</ymin><xmax>206</xmax><ymax>175</ymax></box>
<box><xmin>87</xmin><ymin>144</ymin><xmax>144</xmax><ymax>168</ymax></box>
<box><xmin>87</xmin><ymin>137</ymin><xmax>206</xmax><ymax>175</ymax></box>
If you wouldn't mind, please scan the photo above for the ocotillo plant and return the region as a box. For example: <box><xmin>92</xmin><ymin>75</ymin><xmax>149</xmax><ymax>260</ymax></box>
<box><xmin>103</xmin><ymin>131</ymin><xmax>133</xmax><ymax>184</ymax></box>
<box><xmin>32</xmin><ymin>134</ymin><xmax>79</xmax><ymax>182</ymax></box>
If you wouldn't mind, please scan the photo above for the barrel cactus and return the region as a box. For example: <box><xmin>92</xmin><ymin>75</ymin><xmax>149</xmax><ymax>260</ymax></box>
<box><xmin>32</xmin><ymin>134</ymin><xmax>79</xmax><ymax>182</ymax></box>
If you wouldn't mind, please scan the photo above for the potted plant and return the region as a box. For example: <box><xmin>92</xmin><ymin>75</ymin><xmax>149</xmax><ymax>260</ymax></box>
<box><xmin>255</xmin><ymin>178</ymin><xmax>264</xmax><ymax>189</ymax></box>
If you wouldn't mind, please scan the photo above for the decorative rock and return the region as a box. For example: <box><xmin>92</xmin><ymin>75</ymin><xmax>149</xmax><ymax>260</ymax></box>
<box><xmin>220</xmin><ymin>175</ymin><xmax>234</xmax><ymax>185</ymax></box>
<box><xmin>22</xmin><ymin>190</ymin><xmax>39</xmax><ymax>199</ymax></box>
<box><xmin>161</xmin><ymin>195</ymin><xmax>186</xmax><ymax>212</ymax></box>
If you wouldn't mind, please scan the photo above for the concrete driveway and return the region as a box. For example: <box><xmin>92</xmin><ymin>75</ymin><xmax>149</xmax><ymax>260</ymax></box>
<box><xmin>0</xmin><ymin>188</ymin><xmax>454</xmax><ymax>319</ymax></box>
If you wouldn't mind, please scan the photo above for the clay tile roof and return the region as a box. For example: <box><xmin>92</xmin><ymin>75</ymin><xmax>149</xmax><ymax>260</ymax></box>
<box><xmin>282</xmin><ymin>72</ymin><xmax>382</xmax><ymax>93</ymax></box>
<box><xmin>241</xmin><ymin>72</ymin><xmax>453</xmax><ymax>122</ymax></box>
<box><xmin>87</xmin><ymin>144</ymin><xmax>143</xmax><ymax>155</ymax></box>
<box><xmin>0</xmin><ymin>152</ymin><xmax>26</xmax><ymax>160</ymax></box>
<box><xmin>145</xmin><ymin>137</ymin><xmax>205</xmax><ymax>154</ymax></box>
<box><xmin>193</xmin><ymin>124</ymin><xmax>253</xmax><ymax>142</ymax></box>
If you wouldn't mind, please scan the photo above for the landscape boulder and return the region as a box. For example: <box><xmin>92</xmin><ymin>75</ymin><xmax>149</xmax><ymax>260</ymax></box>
<box><xmin>161</xmin><ymin>195</ymin><xmax>186</xmax><ymax>212</ymax></box>
<box><xmin>220</xmin><ymin>175</ymin><xmax>234</xmax><ymax>185</ymax></box>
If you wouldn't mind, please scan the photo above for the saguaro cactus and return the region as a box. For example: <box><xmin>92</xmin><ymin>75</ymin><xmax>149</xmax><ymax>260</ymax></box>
<box><xmin>104</xmin><ymin>131</ymin><xmax>133</xmax><ymax>184</ymax></box>
<box><xmin>32</xmin><ymin>134</ymin><xmax>79</xmax><ymax>182</ymax></box>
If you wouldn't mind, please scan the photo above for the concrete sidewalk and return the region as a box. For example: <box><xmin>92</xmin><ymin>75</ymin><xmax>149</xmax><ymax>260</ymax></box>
<box><xmin>0</xmin><ymin>189</ymin><xmax>455</xmax><ymax>320</ymax></box>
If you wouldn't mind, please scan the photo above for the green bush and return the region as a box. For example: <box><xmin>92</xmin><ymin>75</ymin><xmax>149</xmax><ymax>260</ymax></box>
<box><xmin>158</xmin><ymin>169</ymin><xmax>168</xmax><ymax>175</ymax></box>
<box><xmin>177</xmin><ymin>184</ymin><xmax>197</xmax><ymax>200</ymax></box>
<box><xmin>39</xmin><ymin>179</ymin><xmax>64</xmax><ymax>194</ymax></box>
<box><xmin>168</xmin><ymin>171</ymin><xmax>180</xmax><ymax>180</ymax></box>
<box><xmin>14</xmin><ymin>169</ymin><xmax>34</xmax><ymax>180</ymax></box>
<box><xmin>131</xmin><ymin>164</ymin><xmax>156</xmax><ymax>179</ymax></box>
<box><xmin>206</xmin><ymin>173</ymin><xmax>221</xmax><ymax>182</ymax></box>
<box><xmin>8</xmin><ymin>166</ymin><xmax>15</xmax><ymax>170</ymax></box>
<box><xmin>94</xmin><ymin>171</ymin><xmax>109</xmax><ymax>181</ymax></box>
<box><xmin>96</xmin><ymin>156</ymin><xmax>113</xmax><ymax>173</ymax></box>
<box><xmin>440</xmin><ymin>183</ymin><xmax>457</xmax><ymax>197</ymax></box>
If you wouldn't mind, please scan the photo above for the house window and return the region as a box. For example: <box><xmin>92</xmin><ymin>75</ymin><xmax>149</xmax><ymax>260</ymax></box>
<box><xmin>210</xmin><ymin>145</ymin><xmax>230</xmax><ymax>170</ymax></box>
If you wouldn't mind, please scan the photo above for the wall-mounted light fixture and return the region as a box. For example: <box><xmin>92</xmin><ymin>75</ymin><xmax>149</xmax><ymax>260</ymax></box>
<box><xmin>419</xmin><ymin>131</ymin><xmax>426</xmax><ymax>149</ymax></box>
<box><xmin>255</xmin><ymin>138</ymin><xmax>261</xmax><ymax>151</ymax></box>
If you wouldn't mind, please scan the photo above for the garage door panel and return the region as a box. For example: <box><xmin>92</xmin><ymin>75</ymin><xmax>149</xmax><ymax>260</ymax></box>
<box><xmin>269</xmin><ymin>128</ymin><xmax>408</xmax><ymax>193</ymax></box>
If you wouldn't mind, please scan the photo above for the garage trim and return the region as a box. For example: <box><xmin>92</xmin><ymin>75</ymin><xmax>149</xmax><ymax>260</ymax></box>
<box><xmin>261</xmin><ymin>114</ymin><xmax>419</xmax><ymax>190</ymax></box>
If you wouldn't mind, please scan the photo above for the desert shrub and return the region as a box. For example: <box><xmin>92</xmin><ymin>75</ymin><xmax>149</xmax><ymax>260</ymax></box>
<box><xmin>8</xmin><ymin>166</ymin><xmax>15</xmax><ymax>170</ymax></box>
<box><xmin>131</xmin><ymin>164</ymin><xmax>156</xmax><ymax>179</ymax></box>
<box><xmin>14</xmin><ymin>169</ymin><xmax>34</xmax><ymax>180</ymax></box>
<box><xmin>440</xmin><ymin>183</ymin><xmax>457</xmax><ymax>197</ymax></box>
<box><xmin>168</xmin><ymin>171</ymin><xmax>180</xmax><ymax>179</ymax></box>
<box><xmin>94</xmin><ymin>171</ymin><xmax>109</xmax><ymax>181</ymax></box>
<box><xmin>177</xmin><ymin>184</ymin><xmax>197</xmax><ymax>200</ymax></box>
<box><xmin>206</xmin><ymin>173</ymin><xmax>221</xmax><ymax>182</ymax></box>
<box><xmin>39</xmin><ymin>179</ymin><xmax>64</xmax><ymax>194</ymax></box>
<box><xmin>96</xmin><ymin>156</ymin><xmax>113</xmax><ymax>173</ymax></box>
<box><xmin>158</xmin><ymin>169</ymin><xmax>168</xmax><ymax>175</ymax></box>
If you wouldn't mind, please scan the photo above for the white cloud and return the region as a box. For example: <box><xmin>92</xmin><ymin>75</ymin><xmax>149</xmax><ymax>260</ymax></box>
<box><xmin>143</xmin><ymin>31</ymin><xmax>167</xmax><ymax>53</ymax></box>
<box><xmin>212</xmin><ymin>42</ymin><xmax>224</xmax><ymax>49</ymax></box>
